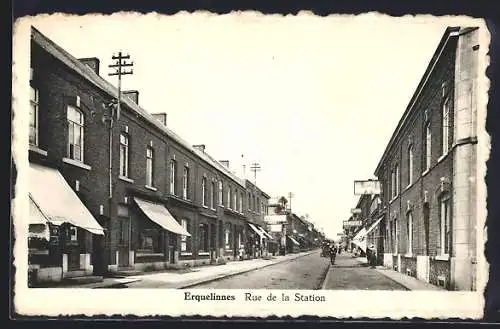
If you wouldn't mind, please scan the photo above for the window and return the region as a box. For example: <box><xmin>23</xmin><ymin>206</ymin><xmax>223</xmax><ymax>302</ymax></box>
<box><xmin>406</xmin><ymin>212</ymin><xmax>413</xmax><ymax>255</ymax></box>
<box><xmin>119</xmin><ymin>133</ymin><xmax>129</xmax><ymax>177</ymax></box>
<box><xmin>224</xmin><ymin>224</ymin><xmax>231</xmax><ymax>250</ymax></box>
<box><xmin>407</xmin><ymin>145</ymin><xmax>413</xmax><ymax>186</ymax></box>
<box><xmin>69</xmin><ymin>226</ymin><xmax>78</xmax><ymax>241</ymax></box>
<box><xmin>29</xmin><ymin>83</ymin><xmax>39</xmax><ymax>146</ymax></box>
<box><xmin>146</xmin><ymin>147</ymin><xmax>154</xmax><ymax>187</ymax></box>
<box><xmin>202</xmin><ymin>177</ymin><xmax>207</xmax><ymax>206</ymax></box>
<box><xmin>442</xmin><ymin>97</ymin><xmax>451</xmax><ymax>155</ymax></box>
<box><xmin>218</xmin><ymin>180</ymin><xmax>223</xmax><ymax>206</ymax></box>
<box><xmin>239</xmin><ymin>192</ymin><xmax>243</xmax><ymax>213</ymax></box>
<box><xmin>233</xmin><ymin>190</ymin><xmax>237</xmax><ymax>210</ymax></box>
<box><xmin>67</xmin><ymin>106</ymin><xmax>84</xmax><ymax>161</ymax></box>
<box><xmin>440</xmin><ymin>197</ymin><xmax>451</xmax><ymax>255</ymax></box>
<box><xmin>248</xmin><ymin>193</ymin><xmax>251</xmax><ymax>210</ymax></box>
<box><xmin>181</xmin><ymin>219</ymin><xmax>189</xmax><ymax>252</ymax></box>
<box><xmin>119</xmin><ymin>219</ymin><xmax>127</xmax><ymax>244</ymax></box>
<box><xmin>395</xmin><ymin>164</ymin><xmax>399</xmax><ymax>196</ymax></box>
<box><xmin>227</xmin><ymin>187</ymin><xmax>231</xmax><ymax>208</ymax></box>
<box><xmin>257</xmin><ymin>197</ymin><xmax>260</xmax><ymax>213</ymax></box>
<box><xmin>170</xmin><ymin>160</ymin><xmax>177</xmax><ymax>195</ymax></box>
<box><xmin>199</xmin><ymin>223</ymin><xmax>208</xmax><ymax>252</ymax></box>
<box><xmin>182</xmin><ymin>166</ymin><xmax>189</xmax><ymax>200</ymax></box>
<box><xmin>394</xmin><ymin>219</ymin><xmax>398</xmax><ymax>254</ymax></box>
<box><xmin>425</xmin><ymin>121</ymin><xmax>432</xmax><ymax>170</ymax></box>
<box><xmin>211</xmin><ymin>181</ymin><xmax>216</xmax><ymax>209</ymax></box>
<box><xmin>237</xmin><ymin>232</ymin><xmax>242</xmax><ymax>249</ymax></box>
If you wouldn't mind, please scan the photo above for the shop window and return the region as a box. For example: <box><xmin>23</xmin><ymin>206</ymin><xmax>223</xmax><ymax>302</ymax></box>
<box><xmin>406</xmin><ymin>212</ymin><xmax>413</xmax><ymax>255</ymax></box>
<box><xmin>440</xmin><ymin>196</ymin><xmax>451</xmax><ymax>255</ymax></box>
<box><xmin>181</xmin><ymin>219</ymin><xmax>190</xmax><ymax>252</ymax></box>
<box><xmin>225</xmin><ymin>223</ymin><xmax>232</xmax><ymax>250</ymax></box>
<box><xmin>199</xmin><ymin>223</ymin><xmax>208</xmax><ymax>252</ymax></box>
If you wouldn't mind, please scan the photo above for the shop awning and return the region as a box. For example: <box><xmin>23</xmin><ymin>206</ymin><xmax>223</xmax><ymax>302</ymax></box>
<box><xmin>133</xmin><ymin>197</ymin><xmax>191</xmax><ymax>236</ymax></box>
<box><xmin>258</xmin><ymin>226</ymin><xmax>273</xmax><ymax>240</ymax></box>
<box><xmin>29</xmin><ymin>163</ymin><xmax>104</xmax><ymax>235</ymax></box>
<box><xmin>248</xmin><ymin>222</ymin><xmax>266</xmax><ymax>239</ymax></box>
<box><xmin>353</xmin><ymin>227</ymin><xmax>367</xmax><ymax>241</ymax></box>
<box><xmin>365</xmin><ymin>216</ymin><xmax>384</xmax><ymax>236</ymax></box>
<box><xmin>287</xmin><ymin>235</ymin><xmax>300</xmax><ymax>246</ymax></box>
<box><xmin>352</xmin><ymin>239</ymin><xmax>367</xmax><ymax>252</ymax></box>
<box><xmin>28</xmin><ymin>196</ymin><xmax>50</xmax><ymax>240</ymax></box>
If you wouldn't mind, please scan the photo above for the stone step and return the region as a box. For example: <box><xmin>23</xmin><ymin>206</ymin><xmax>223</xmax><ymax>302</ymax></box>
<box><xmin>63</xmin><ymin>275</ymin><xmax>103</xmax><ymax>285</ymax></box>
<box><xmin>113</xmin><ymin>268</ymin><xmax>143</xmax><ymax>276</ymax></box>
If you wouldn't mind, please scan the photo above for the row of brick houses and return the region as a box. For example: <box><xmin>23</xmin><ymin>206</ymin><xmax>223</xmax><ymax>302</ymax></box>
<box><xmin>345</xmin><ymin>26</ymin><xmax>483</xmax><ymax>291</ymax></box>
<box><xmin>26</xmin><ymin>26</ymin><xmax>280</xmax><ymax>285</ymax></box>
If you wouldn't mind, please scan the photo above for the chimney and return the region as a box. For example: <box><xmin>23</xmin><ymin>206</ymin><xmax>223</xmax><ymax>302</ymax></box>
<box><xmin>78</xmin><ymin>57</ymin><xmax>100</xmax><ymax>75</ymax></box>
<box><xmin>152</xmin><ymin>113</ymin><xmax>167</xmax><ymax>126</ymax></box>
<box><xmin>123</xmin><ymin>90</ymin><xmax>139</xmax><ymax>104</ymax></box>
<box><xmin>193</xmin><ymin>144</ymin><xmax>206</xmax><ymax>153</ymax></box>
<box><xmin>220</xmin><ymin>160</ymin><xmax>230</xmax><ymax>168</ymax></box>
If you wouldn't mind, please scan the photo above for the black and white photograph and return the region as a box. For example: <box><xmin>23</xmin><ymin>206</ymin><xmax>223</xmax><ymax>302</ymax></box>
<box><xmin>12</xmin><ymin>12</ymin><xmax>490</xmax><ymax>318</ymax></box>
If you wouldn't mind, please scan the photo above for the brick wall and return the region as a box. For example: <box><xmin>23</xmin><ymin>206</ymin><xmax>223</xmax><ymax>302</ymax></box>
<box><xmin>377</xmin><ymin>36</ymin><xmax>457</xmax><ymax>259</ymax></box>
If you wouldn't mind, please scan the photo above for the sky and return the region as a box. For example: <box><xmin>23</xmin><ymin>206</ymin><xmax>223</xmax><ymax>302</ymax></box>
<box><xmin>26</xmin><ymin>12</ymin><xmax>465</xmax><ymax>239</ymax></box>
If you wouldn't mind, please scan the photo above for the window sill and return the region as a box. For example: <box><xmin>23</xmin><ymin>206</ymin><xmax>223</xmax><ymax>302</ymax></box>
<box><xmin>211</xmin><ymin>207</ymin><xmax>216</xmax><ymax>211</ymax></box>
<box><xmin>145</xmin><ymin>185</ymin><xmax>157</xmax><ymax>191</ymax></box>
<box><xmin>219</xmin><ymin>204</ymin><xmax>225</xmax><ymax>208</ymax></box>
<box><xmin>225</xmin><ymin>249</ymin><xmax>233</xmax><ymax>253</ymax></box>
<box><xmin>180</xmin><ymin>252</ymin><xmax>193</xmax><ymax>256</ymax></box>
<box><xmin>404</xmin><ymin>253</ymin><xmax>413</xmax><ymax>258</ymax></box>
<box><xmin>421</xmin><ymin>168</ymin><xmax>430</xmax><ymax>177</ymax></box>
<box><xmin>198</xmin><ymin>251</ymin><xmax>210</xmax><ymax>256</ymax></box>
<box><xmin>434</xmin><ymin>254</ymin><xmax>450</xmax><ymax>261</ymax></box>
<box><xmin>119</xmin><ymin>175</ymin><xmax>134</xmax><ymax>183</ymax></box>
<box><xmin>202</xmin><ymin>205</ymin><xmax>209</xmax><ymax>209</ymax></box>
<box><xmin>62</xmin><ymin>157</ymin><xmax>91</xmax><ymax>171</ymax></box>
<box><xmin>29</xmin><ymin>145</ymin><xmax>48</xmax><ymax>156</ymax></box>
<box><xmin>136</xmin><ymin>252</ymin><xmax>164</xmax><ymax>257</ymax></box>
<box><xmin>438</xmin><ymin>152</ymin><xmax>449</xmax><ymax>163</ymax></box>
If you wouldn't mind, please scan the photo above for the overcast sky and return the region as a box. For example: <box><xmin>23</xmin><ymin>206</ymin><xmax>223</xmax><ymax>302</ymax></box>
<box><xmin>27</xmin><ymin>12</ymin><xmax>466</xmax><ymax>239</ymax></box>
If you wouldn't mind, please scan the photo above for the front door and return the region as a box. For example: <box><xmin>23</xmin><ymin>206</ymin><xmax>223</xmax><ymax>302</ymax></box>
<box><xmin>210</xmin><ymin>223</ymin><xmax>216</xmax><ymax>260</ymax></box>
<box><xmin>67</xmin><ymin>226</ymin><xmax>81</xmax><ymax>271</ymax></box>
<box><xmin>169</xmin><ymin>232</ymin><xmax>176</xmax><ymax>263</ymax></box>
<box><xmin>92</xmin><ymin>233</ymin><xmax>105</xmax><ymax>276</ymax></box>
<box><xmin>118</xmin><ymin>247</ymin><xmax>129</xmax><ymax>267</ymax></box>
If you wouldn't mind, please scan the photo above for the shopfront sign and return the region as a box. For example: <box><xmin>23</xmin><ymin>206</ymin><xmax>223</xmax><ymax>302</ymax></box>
<box><xmin>343</xmin><ymin>220</ymin><xmax>362</xmax><ymax>228</ymax></box>
<box><xmin>354</xmin><ymin>180</ymin><xmax>381</xmax><ymax>195</ymax></box>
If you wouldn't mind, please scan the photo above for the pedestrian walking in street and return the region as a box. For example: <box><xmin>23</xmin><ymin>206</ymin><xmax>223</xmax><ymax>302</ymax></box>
<box><xmin>368</xmin><ymin>244</ymin><xmax>377</xmax><ymax>268</ymax></box>
<box><xmin>329</xmin><ymin>243</ymin><xmax>337</xmax><ymax>265</ymax></box>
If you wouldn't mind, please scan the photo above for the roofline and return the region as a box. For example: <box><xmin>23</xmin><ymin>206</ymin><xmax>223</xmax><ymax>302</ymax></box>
<box><xmin>31</xmin><ymin>26</ymin><xmax>245</xmax><ymax>188</ymax></box>
<box><xmin>373</xmin><ymin>26</ymin><xmax>461</xmax><ymax>176</ymax></box>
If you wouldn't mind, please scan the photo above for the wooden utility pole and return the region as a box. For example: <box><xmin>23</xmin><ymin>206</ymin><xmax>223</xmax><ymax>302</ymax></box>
<box><xmin>250</xmin><ymin>162</ymin><xmax>261</xmax><ymax>185</ymax></box>
<box><xmin>108</xmin><ymin>51</ymin><xmax>133</xmax><ymax>264</ymax></box>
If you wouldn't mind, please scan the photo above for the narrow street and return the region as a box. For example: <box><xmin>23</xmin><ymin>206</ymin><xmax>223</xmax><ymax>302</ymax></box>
<box><xmin>190</xmin><ymin>250</ymin><xmax>330</xmax><ymax>290</ymax></box>
<box><xmin>123</xmin><ymin>250</ymin><xmax>407</xmax><ymax>290</ymax></box>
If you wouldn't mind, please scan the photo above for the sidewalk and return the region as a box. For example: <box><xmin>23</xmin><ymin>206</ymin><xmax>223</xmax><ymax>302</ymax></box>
<box><xmin>125</xmin><ymin>249</ymin><xmax>319</xmax><ymax>289</ymax></box>
<box><xmin>351</xmin><ymin>254</ymin><xmax>445</xmax><ymax>291</ymax></box>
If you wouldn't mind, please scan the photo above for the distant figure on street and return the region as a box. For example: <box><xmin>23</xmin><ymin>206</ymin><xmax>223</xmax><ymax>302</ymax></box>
<box><xmin>329</xmin><ymin>244</ymin><xmax>337</xmax><ymax>265</ymax></box>
<box><xmin>368</xmin><ymin>244</ymin><xmax>377</xmax><ymax>268</ymax></box>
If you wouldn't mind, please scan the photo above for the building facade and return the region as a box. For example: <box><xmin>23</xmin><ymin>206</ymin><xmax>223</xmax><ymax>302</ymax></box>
<box><xmin>371</xmin><ymin>27</ymin><xmax>481</xmax><ymax>291</ymax></box>
<box><xmin>26</xmin><ymin>27</ymin><xmax>276</xmax><ymax>284</ymax></box>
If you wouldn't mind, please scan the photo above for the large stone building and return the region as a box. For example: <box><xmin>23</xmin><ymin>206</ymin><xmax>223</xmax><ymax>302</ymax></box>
<box><xmin>366</xmin><ymin>27</ymin><xmax>482</xmax><ymax>291</ymax></box>
<box><xmin>26</xmin><ymin>26</ymin><xmax>275</xmax><ymax>285</ymax></box>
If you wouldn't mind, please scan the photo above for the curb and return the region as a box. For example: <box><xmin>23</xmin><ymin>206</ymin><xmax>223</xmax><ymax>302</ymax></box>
<box><xmin>319</xmin><ymin>262</ymin><xmax>331</xmax><ymax>290</ymax></box>
<box><xmin>179</xmin><ymin>250</ymin><xmax>318</xmax><ymax>289</ymax></box>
